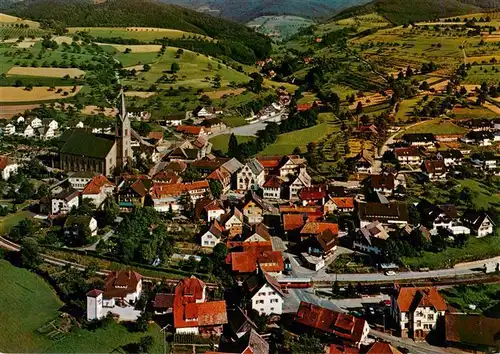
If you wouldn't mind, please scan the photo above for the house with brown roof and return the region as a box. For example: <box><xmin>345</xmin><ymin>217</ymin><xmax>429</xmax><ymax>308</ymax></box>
<box><xmin>50</xmin><ymin>187</ymin><xmax>80</xmax><ymax>215</ymax></box>
<box><xmin>300</xmin><ymin>222</ymin><xmax>339</xmax><ymax>242</ymax></box>
<box><xmin>176</xmin><ymin>125</ymin><xmax>206</xmax><ymax>137</ymax></box>
<box><xmin>81</xmin><ymin>174</ymin><xmax>115</xmax><ymax>208</ymax></box>
<box><xmin>358</xmin><ymin>202</ymin><xmax>409</xmax><ymax>228</ymax></box>
<box><xmin>207</xmin><ymin>158</ymin><xmax>244</xmax><ymax>193</ymax></box>
<box><xmin>153</xmin><ymin>293</ymin><xmax>175</xmax><ymax>315</ymax></box>
<box><xmin>394</xmin><ymin>147</ymin><xmax>422</xmax><ymax>166</ymax></box>
<box><xmin>229</xmin><ymin>250</ymin><xmax>284</xmax><ymax>276</ymax></box>
<box><xmin>242</xmin><ymin>191</ymin><xmax>278</xmax><ymax>224</ymax></box>
<box><xmin>243</xmin><ymin>271</ymin><xmax>284</xmax><ymax>316</ymax></box>
<box><xmin>422</xmin><ymin>159</ymin><xmax>447</xmax><ymax>181</ymax></box>
<box><xmin>299</xmin><ymin>185</ymin><xmax>327</xmax><ymax>206</ymax></box>
<box><xmin>295</xmin><ymin>302</ymin><xmax>370</xmax><ymax>347</ymax></box>
<box><xmin>324</xmin><ymin>197</ymin><xmax>355</xmax><ymax>214</ymax></box>
<box><xmin>218</xmin><ymin>329</ymin><xmax>270</xmax><ymax>354</ymax></box>
<box><xmin>195</xmin><ymin>198</ymin><xmax>225</xmax><ymax>222</ymax></box>
<box><xmin>353</xmin><ymin>221</ymin><xmax>389</xmax><ymax>255</ymax></box>
<box><xmin>117</xmin><ymin>179</ymin><xmax>148</xmax><ymax>212</ymax></box>
<box><xmin>173</xmin><ymin>276</ymin><xmax>228</xmax><ymax>336</ymax></box>
<box><xmin>263</xmin><ymin>175</ymin><xmax>283</xmax><ymax>200</ymax></box>
<box><xmin>390</xmin><ymin>286</ymin><xmax>448</xmax><ymax>340</ymax></box>
<box><xmin>366</xmin><ymin>342</ymin><xmax>402</xmax><ymax>354</ymax></box>
<box><xmin>0</xmin><ymin>155</ymin><xmax>19</xmax><ymax>180</ymax></box>
<box><xmin>200</xmin><ymin>220</ymin><xmax>223</xmax><ymax>248</ymax></box>
<box><xmin>445</xmin><ymin>313</ymin><xmax>500</xmax><ymax>352</ymax></box>
<box><xmin>151</xmin><ymin>180</ymin><xmax>210</xmax><ymax>212</ymax></box>
<box><xmin>350</xmin><ymin>150</ymin><xmax>373</xmax><ymax>174</ymax></box>
<box><xmin>87</xmin><ymin>269</ymin><xmax>143</xmax><ymax>322</ymax></box>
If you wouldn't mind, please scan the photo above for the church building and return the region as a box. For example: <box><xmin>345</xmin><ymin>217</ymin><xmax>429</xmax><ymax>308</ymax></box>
<box><xmin>59</xmin><ymin>92</ymin><xmax>133</xmax><ymax>176</ymax></box>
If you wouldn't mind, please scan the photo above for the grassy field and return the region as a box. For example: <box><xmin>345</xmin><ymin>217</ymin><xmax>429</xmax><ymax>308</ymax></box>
<box><xmin>398</xmin><ymin>119</ymin><xmax>468</xmax><ymax>135</ymax></box>
<box><xmin>113</xmin><ymin>51</ymin><xmax>159</xmax><ymax>67</ymax></box>
<box><xmin>317</xmin><ymin>13</ymin><xmax>390</xmax><ymax>34</ymax></box>
<box><xmin>122</xmin><ymin>46</ymin><xmax>250</xmax><ymax>90</ymax></box>
<box><xmin>451</xmin><ymin>105</ymin><xmax>499</xmax><ymax>119</ymax></box>
<box><xmin>402</xmin><ymin>232</ymin><xmax>500</xmax><ymax>269</ymax></box>
<box><xmin>457</xmin><ymin>179</ymin><xmax>500</xmax><ymax>210</ymax></box>
<box><xmin>394</xmin><ymin>97</ymin><xmax>420</xmax><ymax>121</ymax></box>
<box><xmin>0</xmin><ymin>259</ymin><xmax>62</xmax><ymax>352</ymax></box>
<box><xmin>463</xmin><ymin>65</ymin><xmax>500</xmax><ymax>85</ymax></box>
<box><xmin>209</xmin><ymin>134</ymin><xmax>255</xmax><ymax>153</ymax></box>
<box><xmin>260</xmin><ymin>112</ymin><xmax>339</xmax><ymax>155</ymax></box>
<box><xmin>0</xmin><ymin>210</ymin><xmax>34</xmax><ymax>234</ymax></box>
<box><xmin>221</xmin><ymin>116</ymin><xmax>248</xmax><ymax>127</ymax></box>
<box><xmin>441</xmin><ymin>284</ymin><xmax>500</xmax><ymax>316</ymax></box>
<box><xmin>247</xmin><ymin>15</ymin><xmax>315</xmax><ymax>39</ymax></box>
<box><xmin>0</xmin><ymin>25</ymin><xmax>46</xmax><ymax>39</ymax></box>
<box><xmin>68</xmin><ymin>27</ymin><xmax>211</xmax><ymax>41</ymax></box>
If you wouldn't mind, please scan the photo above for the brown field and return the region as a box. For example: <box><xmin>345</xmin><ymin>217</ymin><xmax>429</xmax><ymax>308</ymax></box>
<box><xmin>99</xmin><ymin>43</ymin><xmax>162</xmax><ymax>53</ymax></box>
<box><xmin>0</xmin><ymin>13</ymin><xmax>39</xmax><ymax>27</ymax></box>
<box><xmin>124</xmin><ymin>91</ymin><xmax>156</xmax><ymax>98</ymax></box>
<box><xmin>0</xmin><ymin>86</ymin><xmax>82</xmax><ymax>103</ymax></box>
<box><xmin>349</xmin><ymin>92</ymin><xmax>389</xmax><ymax>110</ymax></box>
<box><xmin>467</xmin><ymin>54</ymin><xmax>500</xmax><ymax>63</ymax></box>
<box><xmin>53</xmin><ymin>36</ymin><xmax>74</xmax><ymax>45</ymax></box>
<box><xmin>81</xmin><ymin>105</ymin><xmax>118</xmax><ymax>116</ymax></box>
<box><xmin>203</xmin><ymin>88</ymin><xmax>246</xmax><ymax>99</ymax></box>
<box><xmin>124</xmin><ymin>65</ymin><xmax>146</xmax><ymax>71</ymax></box>
<box><xmin>0</xmin><ymin>104</ymin><xmax>39</xmax><ymax>119</ymax></box>
<box><xmin>484</xmin><ymin>102</ymin><xmax>500</xmax><ymax>115</ymax></box>
<box><xmin>347</xmin><ymin>138</ymin><xmax>374</xmax><ymax>158</ymax></box>
<box><xmin>7</xmin><ymin>67</ymin><xmax>85</xmax><ymax>78</ymax></box>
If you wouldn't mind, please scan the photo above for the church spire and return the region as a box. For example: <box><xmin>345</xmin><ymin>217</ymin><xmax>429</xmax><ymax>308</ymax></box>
<box><xmin>119</xmin><ymin>88</ymin><xmax>126</xmax><ymax>121</ymax></box>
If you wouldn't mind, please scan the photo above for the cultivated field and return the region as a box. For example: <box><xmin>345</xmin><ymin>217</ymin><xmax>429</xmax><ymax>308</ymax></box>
<box><xmin>0</xmin><ymin>86</ymin><xmax>82</xmax><ymax>103</ymax></box>
<box><xmin>399</xmin><ymin>119</ymin><xmax>468</xmax><ymax>135</ymax></box>
<box><xmin>317</xmin><ymin>13</ymin><xmax>390</xmax><ymax>34</ymax></box>
<box><xmin>0</xmin><ymin>104</ymin><xmax>39</xmax><ymax>119</ymax></box>
<box><xmin>80</xmin><ymin>105</ymin><xmax>118</xmax><ymax>116</ymax></box>
<box><xmin>203</xmin><ymin>88</ymin><xmax>246</xmax><ymax>99</ymax></box>
<box><xmin>0</xmin><ymin>25</ymin><xmax>46</xmax><ymax>39</ymax></box>
<box><xmin>99</xmin><ymin>43</ymin><xmax>162</xmax><ymax>53</ymax></box>
<box><xmin>0</xmin><ymin>12</ymin><xmax>40</xmax><ymax>27</ymax></box>
<box><xmin>247</xmin><ymin>15</ymin><xmax>315</xmax><ymax>39</ymax></box>
<box><xmin>69</xmin><ymin>27</ymin><xmax>212</xmax><ymax>41</ymax></box>
<box><xmin>463</xmin><ymin>65</ymin><xmax>500</xmax><ymax>85</ymax></box>
<box><xmin>7</xmin><ymin>67</ymin><xmax>85</xmax><ymax>78</ymax></box>
<box><xmin>124</xmin><ymin>91</ymin><xmax>156</xmax><ymax>98</ymax></box>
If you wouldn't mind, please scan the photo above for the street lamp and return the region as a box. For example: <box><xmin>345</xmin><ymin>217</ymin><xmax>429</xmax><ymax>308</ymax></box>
<box><xmin>161</xmin><ymin>324</ymin><xmax>171</xmax><ymax>354</ymax></box>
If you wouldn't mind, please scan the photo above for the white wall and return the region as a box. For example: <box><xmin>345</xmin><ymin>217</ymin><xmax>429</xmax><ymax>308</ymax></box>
<box><xmin>251</xmin><ymin>283</ymin><xmax>283</xmax><ymax>316</ymax></box>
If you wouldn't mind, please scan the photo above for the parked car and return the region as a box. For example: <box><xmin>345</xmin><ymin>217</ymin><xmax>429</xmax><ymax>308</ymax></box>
<box><xmin>384</xmin><ymin>270</ymin><xmax>396</xmax><ymax>276</ymax></box>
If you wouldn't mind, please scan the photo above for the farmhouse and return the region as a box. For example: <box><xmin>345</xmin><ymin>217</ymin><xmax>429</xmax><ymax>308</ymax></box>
<box><xmin>243</xmin><ymin>271</ymin><xmax>284</xmax><ymax>316</ymax></box>
<box><xmin>358</xmin><ymin>202</ymin><xmax>409</xmax><ymax>228</ymax></box>
<box><xmin>60</xmin><ymin>93</ymin><xmax>133</xmax><ymax>176</ymax></box>
<box><xmin>401</xmin><ymin>133</ymin><xmax>436</xmax><ymax>147</ymax></box>
<box><xmin>394</xmin><ymin>147</ymin><xmax>422</xmax><ymax>166</ymax></box>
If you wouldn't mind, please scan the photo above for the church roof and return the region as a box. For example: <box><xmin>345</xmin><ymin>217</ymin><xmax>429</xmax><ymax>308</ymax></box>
<box><xmin>60</xmin><ymin>129</ymin><xmax>115</xmax><ymax>159</ymax></box>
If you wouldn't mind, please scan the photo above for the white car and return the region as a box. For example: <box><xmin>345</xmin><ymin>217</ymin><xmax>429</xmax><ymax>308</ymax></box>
<box><xmin>385</xmin><ymin>271</ymin><xmax>397</xmax><ymax>276</ymax></box>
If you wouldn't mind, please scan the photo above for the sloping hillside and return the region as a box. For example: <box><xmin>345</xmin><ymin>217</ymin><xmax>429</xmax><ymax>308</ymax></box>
<box><xmin>333</xmin><ymin>0</ymin><xmax>497</xmax><ymax>24</ymax></box>
<box><xmin>5</xmin><ymin>0</ymin><xmax>272</xmax><ymax>59</ymax></box>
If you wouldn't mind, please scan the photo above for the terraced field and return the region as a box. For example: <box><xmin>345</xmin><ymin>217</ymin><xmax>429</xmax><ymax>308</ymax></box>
<box><xmin>68</xmin><ymin>27</ymin><xmax>211</xmax><ymax>42</ymax></box>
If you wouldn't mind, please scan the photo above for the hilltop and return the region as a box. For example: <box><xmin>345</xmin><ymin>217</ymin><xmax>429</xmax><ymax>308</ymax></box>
<box><xmin>333</xmin><ymin>0</ymin><xmax>499</xmax><ymax>24</ymax></box>
<box><xmin>5</xmin><ymin>0</ymin><xmax>272</xmax><ymax>59</ymax></box>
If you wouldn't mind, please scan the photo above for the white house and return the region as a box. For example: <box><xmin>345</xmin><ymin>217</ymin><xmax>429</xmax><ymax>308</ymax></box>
<box><xmin>64</xmin><ymin>215</ymin><xmax>98</xmax><ymax>237</ymax></box>
<box><xmin>23</xmin><ymin>125</ymin><xmax>35</xmax><ymax>138</ymax></box>
<box><xmin>201</xmin><ymin>199</ymin><xmax>225</xmax><ymax>222</ymax></box>
<box><xmin>51</xmin><ymin>188</ymin><xmax>79</xmax><ymax>215</ymax></box>
<box><xmin>16</xmin><ymin>116</ymin><xmax>25</xmax><ymax>124</ymax></box>
<box><xmin>201</xmin><ymin>220</ymin><xmax>223</xmax><ymax>248</ymax></box>
<box><xmin>29</xmin><ymin>117</ymin><xmax>42</xmax><ymax>128</ymax></box>
<box><xmin>87</xmin><ymin>270</ymin><xmax>143</xmax><ymax>321</ymax></box>
<box><xmin>0</xmin><ymin>156</ymin><xmax>19</xmax><ymax>180</ymax></box>
<box><xmin>4</xmin><ymin>123</ymin><xmax>15</xmax><ymax>136</ymax></box>
<box><xmin>353</xmin><ymin>221</ymin><xmax>389</xmax><ymax>255</ymax></box>
<box><xmin>36</xmin><ymin>126</ymin><xmax>56</xmax><ymax>140</ymax></box>
<box><xmin>394</xmin><ymin>147</ymin><xmax>422</xmax><ymax>166</ymax></box>
<box><xmin>43</xmin><ymin>119</ymin><xmax>59</xmax><ymax>131</ymax></box>
<box><xmin>81</xmin><ymin>175</ymin><xmax>115</xmax><ymax>208</ymax></box>
<box><xmin>277</xmin><ymin>155</ymin><xmax>307</xmax><ymax>181</ymax></box>
<box><xmin>244</xmin><ymin>272</ymin><xmax>284</xmax><ymax>316</ymax></box>
<box><xmin>471</xmin><ymin>152</ymin><xmax>497</xmax><ymax>170</ymax></box>
<box><xmin>69</xmin><ymin>171</ymin><xmax>97</xmax><ymax>190</ymax></box>
<box><xmin>75</xmin><ymin>121</ymin><xmax>84</xmax><ymax>128</ymax></box>
<box><xmin>263</xmin><ymin>176</ymin><xmax>282</xmax><ymax>200</ymax></box>
<box><xmin>435</xmin><ymin>150</ymin><xmax>463</xmax><ymax>167</ymax></box>
<box><xmin>236</xmin><ymin>158</ymin><xmax>265</xmax><ymax>191</ymax></box>
<box><xmin>391</xmin><ymin>287</ymin><xmax>447</xmax><ymax>340</ymax></box>
<box><xmin>288</xmin><ymin>171</ymin><xmax>311</xmax><ymax>200</ymax></box>
<box><xmin>462</xmin><ymin>212</ymin><xmax>494</xmax><ymax>238</ymax></box>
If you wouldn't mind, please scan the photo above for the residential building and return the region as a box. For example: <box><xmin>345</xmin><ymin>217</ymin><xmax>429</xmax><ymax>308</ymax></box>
<box><xmin>394</xmin><ymin>147</ymin><xmax>422</xmax><ymax>166</ymax></box>
<box><xmin>23</xmin><ymin>124</ymin><xmax>35</xmax><ymax>138</ymax></box>
<box><xmin>195</xmin><ymin>199</ymin><xmax>225</xmax><ymax>222</ymax></box>
<box><xmin>242</xmin><ymin>192</ymin><xmax>278</xmax><ymax>224</ymax></box>
<box><xmin>117</xmin><ymin>179</ymin><xmax>148</xmax><ymax>212</ymax></box>
<box><xmin>462</xmin><ymin>212</ymin><xmax>494</xmax><ymax>237</ymax></box>
<box><xmin>419</xmin><ymin>202</ymin><xmax>469</xmax><ymax>236</ymax></box>
<box><xmin>422</xmin><ymin>159</ymin><xmax>447</xmax><ymax>181</ymax></box>
<box><xmin>126</xmin><ymin>109</ymin><xmax>150</xmax><ymax>121</ymax></box>
<box><xmin>364</xmin><ymin>173</ymin><xmax>395</xmax><ymax>195</ymax></box>
<box><xmin>461</xmin><ymin>131</ymin><xmax>494</xmax><ymax>146</ymax></box>
<box><xmin>4</xmin><ymin>123</ymin><xmax>15</xmax><ymax>136</ymax></box>
<box><xmin>304</xmin><ymin>229</ymin><xmax>338</xmax><ymax>259</ymax></box>
<box><xmin>353</xmin><ymin>221</ymin><xmax>389</xmax><ymax>255</ymax></box>
<box><xmin>51</xmin><ymin>188</ymin><xmax>80</xmax><ymax>215</ymax></box>
<box><xmin>471</xmin><ymin>152</ymin><xmax>498</xmax><ymax>170</ymax></box>
<box><xmin>219</xmin><ymin>329</ymin><xmax>269</xmax><ymax>354</ymax></box>
<box><xmin>29</xmin><ymin>117</ymin><xmax>42</xmax><ymax>128</ymax></box>
<box><xmin>60</xmin><ymin>92</ymin><xmax>133</xmax><ymax>176</ymax></box>
<box><xmin>435</xmin><ymin>150</ymin><xmax>463</xmax><ymax>166</ymax></box>
<box><xmin>64</xmin><ymin>215</ymin><xmax>98</xmax><ymax>237</ymax></box>
<box><xmin>219</xmin><ymin>208</ymin><xmax>244</xmax><ymax>236</ymax></box>
<box><xmin>229</xmin><ymin>250</ymin><xmax>284</xmax><ymax>276</ymax></box>
<box><xmin>68</xmin><ymin>171</ymin><xmax>98</xmax><ymax>190</ymax></box>
<box><xmin>81</xmin><ymin>174</ymin><xmax>115</xmax><ymax>208</ymax></box>
<box><xmin>150</xmin><ymin>181</ymin><xmax>210</xmax><ymax>212</ymax></box>
<box><xmin>35</xmin><ymin>126</ymin><xmax>56</xmax><ymax>140</ymax></box>
<box><xmin>42</xmin><ymin>118</ymin><xmax>59</xmax><ymax>131</ymax></box>
<box><xmin>164</xmin><ymin>113</ymin><xmax>186</xmax><ymax>126</ymax></box>
<box><xmin>299</xmin><ymin>185</ymin><xmax>327</xmax><ymax>206</ymax></box>
<box><xmin>275</xmin><ymin>155</ymin><xmax>307</xmax><ymax>181</ymax></box>
<box><xmin>225</xmin><ymin>307</ymin><xmax>258</xmax><ymax>339</ymax></box>
<box><xmin>391</xmin><ymin>286</ymin><xmax>447</xmax><ymax>340</ymax></box>
<box><xmin>445</xmin><ymin>313</ymin><xmax>500</xmax><ymax>352</ymax></box>
<box><xmin>262</xmin><ymin>176</ymin><xmax>283</xmax><ymax>200</ymax></box>
<box><xmin>288</xmin><ymin>171</ymin><xmax>312</xmax><ymax>200</ymax></box>
<box><xmin>236</xmin><ymin>159</ymin><xmax>265</xmax><ymax>191</ymax></box>
<box><xmin>401</xmin><ymin>133</ymin><xmax>436</xmax><ymax>147</ymax></box>
<box><xmin>351</xmin><ymin>150</ymin><xmax>373</xmax><ymax>174</ymax></box>
<box><xmin>295</xmin><ymin>302</ymin><xmax>370</xmax><ymax>348</ymax></box>
<box><xmin>153</xmin><ymin>293</ymin><xmax>174</xmax><ymax>315</ymax></box>
<box><xmin>300</xmin><ymin>221</ymin><xmax>339</xmax><ymax>241</ymax></box>
<box><xmin>358</xmin><ymin>202</ymin><xmax>409</xmax><ymax>228</ymax></box>
<box><xmin>324</xmin><ymin>197</ymin><xmax>355</xmax><ymax>214</ymax></box>
<box><xmin>207</xmin><ymin>158</ymin><xmax>244</xmax><ymax>193</ymax></box>
<box><xmin>200</xmin><ymin>118</ymin><xmax>227</xmax><ymax>133</ymax></box>
<box><xmin>176</xmin><ymin>125</ymin><xmax>206</xmax><ymax>137</ymax></box>
<box><xmin>244</xmin><ymin>271</ymin><xmax>284</xmax><ymax>316</ymax></box>
<box><xmin>201</xmin><ymin>220</ymin><xmax>223</xmax><ymax>248</ymax></box>
<box><xmin>366</xmin><ymin>342</ymin><xmax>403</xmax><ymax>354</ymax></box>
<box><xmin>0</xmin><ymin>156</ymin><xmax>19</xmax><ymax>180</ymax></box>
<box><xmin>173</xmin><ymin>276</ymin><xmax>227</xmax><ymax>336</ymax></box>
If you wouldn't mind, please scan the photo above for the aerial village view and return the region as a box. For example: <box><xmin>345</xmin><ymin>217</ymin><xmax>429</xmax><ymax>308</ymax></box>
<box><xmin>0</xmin><ymin>0</ymin><xmax>499</xmax><ymax>353</ymax></box>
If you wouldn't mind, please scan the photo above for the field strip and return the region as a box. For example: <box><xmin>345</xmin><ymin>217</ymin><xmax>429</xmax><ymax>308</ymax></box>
<box><xmin>97</xmin><ymin>43</ymin><xmax>161</xmax><ymax>53</ymax></box>
<box><xmin>204</xmin><ymin>88</ymin><xmax>246</xmax><ymax>99</ymax></box>
<box><xmin>0</xmin><ymin>86</ymin><xmax>81</xmax><ymax>103</ymax></box>
<box><xmin>0</xmin><ymin>104</ymin><xmax>39</xmax><ymax>119</ymax></box>
<box><xmin>7</xmin><ymin>67</ymin><xmax>85</xmax><ymax>78</ymax></box>
<box><xmin>484</xmin><ymin>102</ymin><xmax>500</xmax><ymax>115</ymax></box>
<box><xmin>124</xmin><ymin>91</ymin><xmax>156</xmax><ymax>98</ymax></box>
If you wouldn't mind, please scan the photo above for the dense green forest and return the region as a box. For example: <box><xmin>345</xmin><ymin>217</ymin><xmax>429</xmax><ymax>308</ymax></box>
<box><xmin>6</xmin><ymin>0</ymin><xmax>272</xmax><ymax>60</ymax></box>
<box><xmin>333</xmin><ymin>0</ymin><xmax>498</xmax><ymax>24</ymax></box>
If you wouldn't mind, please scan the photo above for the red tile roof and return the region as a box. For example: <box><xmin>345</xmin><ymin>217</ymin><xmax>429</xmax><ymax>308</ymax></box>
<box><xmin>263</xmin><ymin>175</ymin><xmax>282</xmax><ymax>188</ymax></box>
<box><xmin>153</xmin><ymin>171</ymin><xmax>181</xmax><ymax>184</ymax></box>
<box><xmin>147</xmin><ymin>131</ymin><xmax>164</xmax><ymax>140</ymax></box>
<box><xmin>173</xmin><ymin>276</ymin><xmax>227</xmax><ymax>329</ymax></box>
<box><xmin>230</xmin><ymin>250</ymin><xmax>284</xmax><ymax>273</ymax></box>
<box><xmin>283</xmin><ymin>213</ymin><xmax>305</xmax><ymax>231</ymax></box>
<box><xmin>86</xmin><ymin>289</ymin><xmax>103</xmax><ymax>298</ymax></box>
<box><xmin>329</xmin><ymin>344</ymin><xmax>360</xmax><ymax>354</ymax></box>
<box><xmin>396</xmin><ymin>287</ymin><xmax>447</xmax><ymax>313</ymax></box>
<box><xmin>330</xmin><ymin>197</ymin><xmax>355</xmax><ymax>209</ymax></box>
<box><xmin>176</xmin><ymin>125</ymin><xmax>204</xmax><ymax>135</ymax></box>
<box><xmin>366</xmin><ymin>342</ymin><xmax>402</xmax><ymax>354</ymax></box>
<box><xmin>153</xmin><ymin>293</ymin><xmax>175</xmax><ymax>310</ymax></box>
<box><xmin>299</xmin><ymin>185</ymin><xmax>327</xmax><ymax>201</ymax></box>
<box><xmin>151</xmin><ymin>180</ymin><xmax>209</xmax><ymax>198</ymax></box>
<box><xmin>0</xmin><ymin>155</ymin><xmax>14</xmax><ymax>170</ymax></box>
<box><xmin>103</xmin><ymin>269</ymin><xmax>141</xmax><ymax>299</ymax></box>
<box><xmin>296</xmin><ymin>302</ymin><xmax>368</xmax><ymax>345</ymax></box>
<box><xmin>296</xmin><ymin>103</ymin><xmax>313</xmax><ymax>111</ymax></box>
<box><xmin>82</xmin><ymin>174</ymin><xmax>114</xmax><ymax>195</ymax></box>
<box><xmin>279</xmin><ymin>205</ymin><xmax>321</xmax><ymax>214</ymax></box>
<box><xmin>300</xmin><ymin>222</ymin><xmax>339</xmax><ymax>235</ymax></box>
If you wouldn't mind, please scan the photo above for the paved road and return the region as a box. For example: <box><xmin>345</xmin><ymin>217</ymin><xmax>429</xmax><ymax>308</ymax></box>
<box><xmin>287</xmin><ymin>251</ymin><xmax>499</xmax><ymax>283</ymax></box>
<box><xmin>210</xmin><ymin>114</ymin><xmax>286</xmax><ymax>138</ymax></box>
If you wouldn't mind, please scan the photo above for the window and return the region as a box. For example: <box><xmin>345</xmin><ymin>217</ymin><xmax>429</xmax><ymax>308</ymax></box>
<box><xmin>270</xmin><ymin>307</ymin><xmax>274</xmax><ymax>311</ymax></box>
<box><xmin>210</xmin><ymin>241</ymin><xmax>215</xmax><ymax>245</ymax></box>
<box><xmin>424</xmin><ymin>324</ymin><xmax>429</xmax><ymax>330</ymax></box>
<box><xmin>260</xmin><ymin>309</ymin><xmax>264</xmax><ymax>312</ymax></box>
<box><xmin>416</xmin><ymin>320</ymin><xmax>421</xmax><ymax>328</ymax></box>
<box><xmin>427</xmin><ymin>314</ymin><xmax>434</xmax><ymax>321</ymax></box>
<box><xmin>268</xmin><ymin>292</ymin><xmax>275</xmax><ymax>296</ymax></box>
<box><xmin>258</xmin><ymin>292</ymin><xmax>266</xmax><ymax>296</ymax></box>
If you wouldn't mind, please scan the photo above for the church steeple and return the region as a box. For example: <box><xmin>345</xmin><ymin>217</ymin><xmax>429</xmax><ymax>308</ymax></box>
<box><xmin>115</xmin><ymin>89</ymin><xmax>132</xmax><ymax>170</ymax></box>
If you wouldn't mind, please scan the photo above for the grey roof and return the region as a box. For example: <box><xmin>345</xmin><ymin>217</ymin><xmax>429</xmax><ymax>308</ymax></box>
<box><xmin>246</xmin><ymin>158</ymin><xmax>264</xmax><ymax>175</ymax></box>
<box><xmin>221</xmin><ymin>157</ymin><xmax>244</xmax><ymax>174</ymax></box>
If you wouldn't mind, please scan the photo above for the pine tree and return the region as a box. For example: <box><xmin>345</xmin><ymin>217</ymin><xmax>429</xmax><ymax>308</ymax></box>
<box><xmin>228</xmin><ymin>133</ymin><xmax>238</xmax><ymax>157</ymax></box>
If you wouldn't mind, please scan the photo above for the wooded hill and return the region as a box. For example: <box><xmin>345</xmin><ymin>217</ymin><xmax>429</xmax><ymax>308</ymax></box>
<box><xmin>333</xmin><ymin>0</ymin><xmax>499</xmax><ymax>24</ymax></box>
<box><xmin>5</xmin><ymin>0</ymin><xmax>272</xmax><ymax>60</ymax></box>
